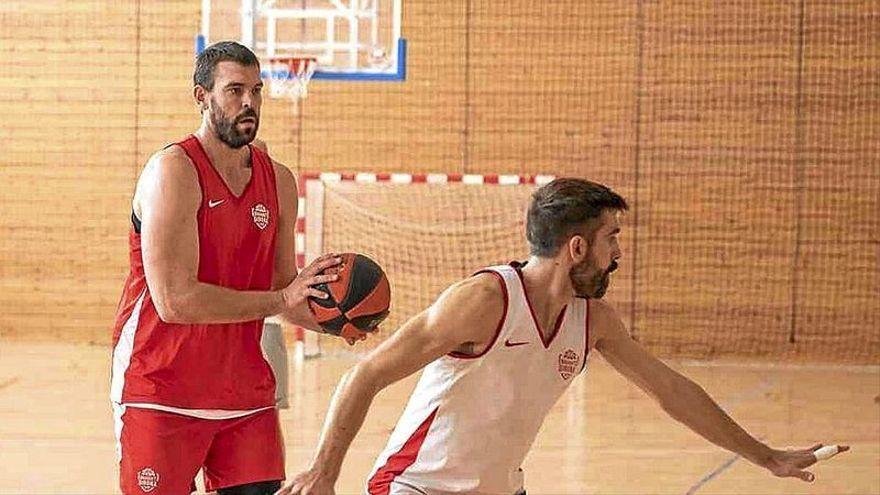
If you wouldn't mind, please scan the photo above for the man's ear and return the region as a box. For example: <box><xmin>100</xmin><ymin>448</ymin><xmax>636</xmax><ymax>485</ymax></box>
<box><xmin>568</xmin><ymin>233</ymin><xmax>589</xmax><ymax>263</ymax></box>
<box><xmin>194</xmin><ymin>86</ymin><xmax>207</xmax><ymax>111</ymax></box>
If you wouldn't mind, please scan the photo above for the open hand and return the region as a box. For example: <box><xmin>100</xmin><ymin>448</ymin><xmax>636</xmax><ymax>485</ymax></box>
<box><xmin>764</xmin><ymin>444</ymin><xmax>849</xmax><ymax>482</ymax></box>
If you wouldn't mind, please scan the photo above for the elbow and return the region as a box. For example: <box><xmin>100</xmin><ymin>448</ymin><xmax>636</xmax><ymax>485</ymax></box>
<box><xmin>152</xmin><ymin>293</ymin><xmax>192</xmax><ymax>324</ymax></box>
<box><xmin>145</xmin><ymin>272</ymin><xmax>201</xmax><ymax>323</ymax></box>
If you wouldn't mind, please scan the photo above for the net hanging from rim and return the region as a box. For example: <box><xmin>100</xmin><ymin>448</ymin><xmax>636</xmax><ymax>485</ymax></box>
<box><xmin>264</xmin><ymin>57</ymin><xmax>318</xmax><ymax>113</ymax></box>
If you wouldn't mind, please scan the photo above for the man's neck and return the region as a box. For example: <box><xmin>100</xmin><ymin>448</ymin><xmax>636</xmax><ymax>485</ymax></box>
<box><xmin>519</xmin><ymin>256</ymin><xmax>572</xmax><ymax>332</ymax></box>
<box><xmin>194</xmin><ymin>126</ymin><xmax>251</xmax><ymax>173</ymax></box>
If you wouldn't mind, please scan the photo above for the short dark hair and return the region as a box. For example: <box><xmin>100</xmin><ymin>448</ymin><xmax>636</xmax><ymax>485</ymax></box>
<box><xmin>194</xmin><ymin>41</ymin><xmax>260</xmax><ymax>91</ymax></box>
<box><xmin>526</xmin><ymin>178</ymin><xmax>629</xmax><ymax>257</ymax></box>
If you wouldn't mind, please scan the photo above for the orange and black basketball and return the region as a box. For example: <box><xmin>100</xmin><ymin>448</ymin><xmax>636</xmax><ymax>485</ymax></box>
<box><xmin>308</xmin><ymin>253</ymin><xmax>391</xmax><ymax>340</ymax></box>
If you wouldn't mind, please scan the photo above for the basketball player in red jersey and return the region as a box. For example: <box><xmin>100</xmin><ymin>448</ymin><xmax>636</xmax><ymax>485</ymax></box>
<box><xmin>279</xmin><ymin>178</ymin><xmax>848</xmax><ymax>495</ymax></box>
<box><xmin>110</xmin><ymin>41</ymin><xmax>346</xmax><ymax>495</ymax></box>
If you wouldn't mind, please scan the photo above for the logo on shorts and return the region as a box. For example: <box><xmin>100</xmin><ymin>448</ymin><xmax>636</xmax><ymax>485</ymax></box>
<box><xmin>558</xmin><ymin>349</ymin><xmax>579</xmax><ymax>381</ymax></box>
<box><xmin>137</xmin><ymin>467</ymin><xmax>159</xmax><ymax>493</ymax></box>
<box><xmin>251</xmin><ymin>203</ymin><xmax>270</xmax><ymax>230</ymax></box>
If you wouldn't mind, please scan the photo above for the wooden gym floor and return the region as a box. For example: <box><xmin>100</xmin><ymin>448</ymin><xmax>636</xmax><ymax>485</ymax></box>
<box><xmin>0</xmin><ymin>342</ymin><xmax>877</xmax><ymax>495</ymax></box>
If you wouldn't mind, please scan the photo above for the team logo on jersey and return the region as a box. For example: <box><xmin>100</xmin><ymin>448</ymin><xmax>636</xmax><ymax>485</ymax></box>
<box><xmin>558</xmin><ymin>349</ymin><xmax>579</xmax><ymax>380</ymax></box>
<box><xmin>251</xmin><ymin>203</ymin><xmax>270</xmax><ymax>230</ymax></box>
<box><xmin>137</xmin><ymin>467</ymin><xmax>159</xmax><ymax>493</ymax></box>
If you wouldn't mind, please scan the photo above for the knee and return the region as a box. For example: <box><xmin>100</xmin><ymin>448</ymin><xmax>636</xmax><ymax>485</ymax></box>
<box><xmin>217</xmin><ymin>480</ymin><xmax>282</xmax><ymax>495</ymax></box>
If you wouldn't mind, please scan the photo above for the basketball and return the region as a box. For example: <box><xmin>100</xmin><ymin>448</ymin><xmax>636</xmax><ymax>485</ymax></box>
<box><xmin>308</xmin><ymin>253</ymin><xmax>391</xmax><ymax>340</ymax></box>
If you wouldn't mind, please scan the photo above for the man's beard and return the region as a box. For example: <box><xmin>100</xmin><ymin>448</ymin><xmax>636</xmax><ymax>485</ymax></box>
<box><xmin>209</xmin><ymin>101</ymin><xmax>259</xmax><ymax>149</ymax></box>
<box><xmin>571</xmin><ymin>259</ymin><xmax>618</xmax><ymax>299</ymax></box>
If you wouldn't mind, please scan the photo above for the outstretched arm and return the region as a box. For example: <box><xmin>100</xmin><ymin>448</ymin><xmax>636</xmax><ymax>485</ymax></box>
<box><xmin>276</xmin><ymin>273</ymin><xmax>506</xmax><ymax>495</ymax></box>
<box><xmin>591</xmin><ymin>299</ymin><xmax>848</xmax><ymax>482</ymax></box>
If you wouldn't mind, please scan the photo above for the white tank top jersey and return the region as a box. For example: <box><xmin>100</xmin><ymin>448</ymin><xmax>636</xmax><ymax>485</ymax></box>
<box><xmin>367</xmin><ymin>263</ymin><xmax>591</xmax><ymax>495</ymax></box>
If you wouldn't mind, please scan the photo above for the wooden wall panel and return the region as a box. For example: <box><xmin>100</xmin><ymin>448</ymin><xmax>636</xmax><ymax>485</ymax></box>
<box><xmin>299</xmin><ymin>0</ymin><xmax>468</xmax><ymax>173</ymax></box>
<box><xmin>467</xmin><ymin>1</ymin><xmax>637</xmax><ymax>179</ymax></box>
<box><xmin>1</xmin><ymin>0</ymin><xmax>138</xmax><ymax>343</ymax></box>
<box><xmin>0</xmin><ymin>1</ymin><xmax>876</xmax><ymax>363</ymax></box>
<box><xmin>635</xmin><ymin>2</ymin><xmax>801</xmax><ymax>359</ymax></box>
<box><xmin>794</xmin><ymin>1</ymin><xmax>880</xmax><ymax>361</ymax></box>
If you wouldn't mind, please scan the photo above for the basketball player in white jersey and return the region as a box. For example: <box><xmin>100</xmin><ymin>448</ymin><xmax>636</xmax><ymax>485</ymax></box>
<box><xmin>277</xmin><ymin>178</ymin><xmax>848</xmax><ymax>495</ymax></box>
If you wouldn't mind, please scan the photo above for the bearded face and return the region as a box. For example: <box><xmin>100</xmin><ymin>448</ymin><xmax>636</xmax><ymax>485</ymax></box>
<box><xmin>208</xmin><ymin>96</ymin><xmax>259</xmax><ymax>149</ymax></box>
<box><xmin>567</xmin><ymin>211</ymin><xmax>622</xmax><ymax>299</ymax></box>
<box><xmin>199</xmin><ymin>61</ymin><xmax>263</xmax><ymax>149</ymax></box>
<box><xmin>570</xmin><ymin>256</ymin><xmax>618</xmax><ymax>299</ymax></box>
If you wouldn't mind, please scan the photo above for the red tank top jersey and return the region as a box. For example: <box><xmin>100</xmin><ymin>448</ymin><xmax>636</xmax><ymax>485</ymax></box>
<box><xmin>110</xmin><ymin>135</ymin><xmax>279</xmax><ymax>410</ymax></box>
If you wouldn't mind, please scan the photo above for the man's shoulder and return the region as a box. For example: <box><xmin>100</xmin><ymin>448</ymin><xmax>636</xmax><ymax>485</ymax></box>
<box><xmin>146</xmin><ymin>144</ymin><xmax>195</xmax><ymax>174</ymax></box>
<box><xmin>152</xmin><ymin>142</ymin><xmax>191</xmax><ymax>164</ymax></box>
<box><xmin>444</xmin><ymin>272</ymin><xmax>506</xmax><ymax>309</ymax></box>
<box><xmin>136</xmin><ymin>145</ymin><xmax>198</xmax><ymax>194</ymax></box>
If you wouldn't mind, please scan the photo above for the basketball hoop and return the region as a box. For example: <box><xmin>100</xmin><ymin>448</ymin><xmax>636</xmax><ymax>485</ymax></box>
<box><xmin>264</xmin><ymin>57</ymin><xmax>318</xmax><ymax>113</ymax></box>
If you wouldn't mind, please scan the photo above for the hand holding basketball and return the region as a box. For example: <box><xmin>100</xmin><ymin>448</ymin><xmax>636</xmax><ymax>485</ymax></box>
<box><xmin>278</xmin><ymin>253</ymin><xmax>343</xmax><ymax>329</ymax></box>
<box><xmin>307</xmin><ymin>253</ymin><xmax>391</xmax><ymax>341</ymax></box>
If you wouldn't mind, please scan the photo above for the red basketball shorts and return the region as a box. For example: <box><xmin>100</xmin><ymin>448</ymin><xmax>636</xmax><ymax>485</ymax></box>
<box><xmin>115</xmin><ymin>405</ymin><xmax>284</xmax><ymax>494</ymax></box>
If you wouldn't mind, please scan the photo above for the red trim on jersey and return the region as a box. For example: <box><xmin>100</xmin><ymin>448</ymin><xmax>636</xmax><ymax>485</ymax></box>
<box><xmin>580</xmin><ymin>299</ymin><xmax>591</xmax><ymax>374</ymax></box>
<box><xmin>447</xmin><ymin>270</ymin><xmax>508</xmax><ymax>360</ymax></box>
<box><xmin>367</xmin><ymin>407</ymin><xmax>439</xmax><ymax>495</ymax></box>
<box><xmin>512</xmin><ymin>264</ymin><xmax>567</xmax><ymax>349</ymax></box>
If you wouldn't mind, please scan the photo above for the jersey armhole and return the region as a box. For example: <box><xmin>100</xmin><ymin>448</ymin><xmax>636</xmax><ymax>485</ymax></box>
<box><xmin>447</xmin><ymin>270</ymin><xmax>509</xmax><ymax>360</ymax></box>
<box><xmin>131</xmin><ymin>210</ymin><xmax>142</xmax><ymax>234</ymax></box>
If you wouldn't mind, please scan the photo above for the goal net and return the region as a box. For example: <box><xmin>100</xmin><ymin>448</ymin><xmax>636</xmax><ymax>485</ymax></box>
<box><xmin>295</xmin><ymin>173</ymin><xmax>554</xmax><ymax>355</ymax></box>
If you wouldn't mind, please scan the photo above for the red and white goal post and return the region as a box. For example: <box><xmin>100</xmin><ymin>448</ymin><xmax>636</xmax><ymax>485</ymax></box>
<box><xmin>274</xmin><ymin>171</ymin><xmax>555</xmax><ymax>358</ymax></box>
